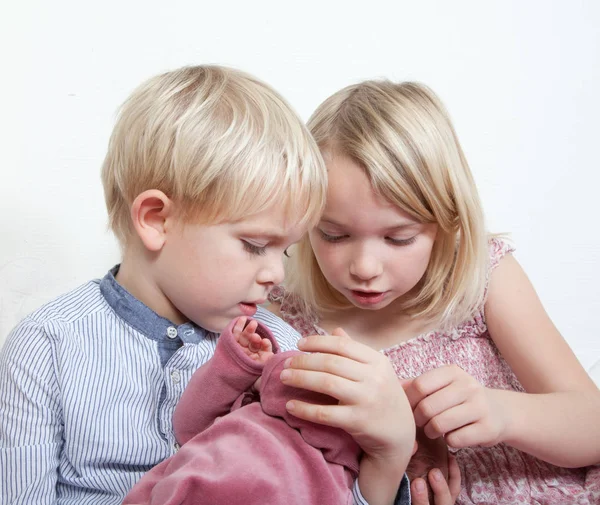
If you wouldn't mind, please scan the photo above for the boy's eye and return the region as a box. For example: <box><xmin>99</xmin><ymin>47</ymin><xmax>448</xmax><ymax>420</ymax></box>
<box><xmin>318</xmin><ymin>229</ymin><xmax>348</xmax><ymax>243</ymax></box>
<box><xmin>385</xmin><ymin>236</ymin><xmax>417</xmax><ymax>246</ymax></box>
<box><xmin>242</xmin><ymin>240</ymin><xmax>267</xmax><ymax>256</ymax></box>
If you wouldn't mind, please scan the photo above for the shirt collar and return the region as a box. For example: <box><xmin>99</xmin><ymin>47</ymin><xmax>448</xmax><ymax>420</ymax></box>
<box><xmin>99</xmin><ymin>265</ymin><xmax>206</xmax><ymax>344</ymax></box>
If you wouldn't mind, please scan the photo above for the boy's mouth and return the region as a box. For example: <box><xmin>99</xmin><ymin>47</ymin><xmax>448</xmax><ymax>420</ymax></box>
<box><xmin>239</xmin><ymin>302</ymin><xmax>257</xmax><ymax>316</ymax></box>
<box><xmin>238</xmin><ymin>299</ymin><xmax>266</xmax><ymax>316</ymax></box>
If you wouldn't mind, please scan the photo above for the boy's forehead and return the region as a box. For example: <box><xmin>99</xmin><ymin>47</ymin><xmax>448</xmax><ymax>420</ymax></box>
<box><xmin>232</xmin><ymin>207</ymin><xmax>308</xmax><ymax>240</ymax></box>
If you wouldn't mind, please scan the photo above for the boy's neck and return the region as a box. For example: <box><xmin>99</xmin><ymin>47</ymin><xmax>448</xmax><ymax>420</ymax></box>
<box><xmin>116</xmin><ymin>247</ymin><xmax>187</xmax><ymax>325</ymax></box>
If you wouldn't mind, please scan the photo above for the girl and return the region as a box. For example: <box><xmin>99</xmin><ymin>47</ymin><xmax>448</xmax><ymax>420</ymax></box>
<box><xmin>270</xmin><ymin>80</ymin><xmax>600</xmax><ymax>504</ymax></box>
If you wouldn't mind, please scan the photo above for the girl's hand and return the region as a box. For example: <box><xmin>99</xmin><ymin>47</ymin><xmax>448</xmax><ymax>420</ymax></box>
<box><xmin>403</xmin><ymin>364</ymin><xmax>508</xmax><ymax>448</ymax></box>
<box><xmin>280</xmin><ymin>328</ymin><xmax>415</xmax><ymax>459</ymax></box>
<box><xmin>411</xmin><ymin>454</ymin><xmax>461</xmax><ymax>505</ymax></box>
<box><xmin>280</xmin><ymin>328</ymin><xmax>416</xmax><ymax>504</ymax></box>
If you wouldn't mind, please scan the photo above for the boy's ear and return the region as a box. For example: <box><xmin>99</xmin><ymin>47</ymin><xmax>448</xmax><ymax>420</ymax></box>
<box><xmin>130</xmin><ymin>190</ymin><xmax>174</xmax><ymax>252</ymax></box>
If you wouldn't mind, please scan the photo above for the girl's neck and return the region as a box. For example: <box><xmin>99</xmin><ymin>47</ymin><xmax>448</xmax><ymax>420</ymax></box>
<box><xmin>318</xmin><ymin>303</ymin><xmax>439</xmax><ymax>351</ymax></box>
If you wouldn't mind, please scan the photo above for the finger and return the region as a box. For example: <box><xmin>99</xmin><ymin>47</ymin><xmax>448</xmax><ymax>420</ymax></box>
<box><xmin>280</xmin><ymin>368</ymin><xmax>360</xmax><ymax>404</ymax></box>
<box><xmin>284</xmin><ymin>351</ymin><xmax>365</xmax><ymax>381</ymax></box>
<box><xmin>285</xmin><ymin>400</ymin><xmax>356</xmax><ymax>431</ymax></box>
<box><xmin>261</xmin><ymin>338</ymin><xmax>272</xmax><ymax>353</ymax></box>
<box><xmin>297</xmin><ymin>334</ymin><xmax>374</xmax><ymax>363</ymax></box>
<box><xmin>423</xmin><ymin>403</ymin><xmax>479</xmax><ymax>440</ymax></box>
<box><xmin>447</xmin><ymin>454</ymin><xmax>461</xmax><ymax>501</ymax></box>
<box><xmin>444</xmin><ymin>420</ymin><xmax>495</xmax><ymax>449</ymax></box>
<box><xmin>404</xmin><ymin>365</ymin><xmax>463</xmax><ymax>409</ymax></box>
<box><xmin>413</xmin><ymin>382</ymin><xmax>469</xmax><ymax>427</ymax></box>
<box><xmin>400</xmin><ymin>377</ymin><xmax>414</xmax><ymax>390</ymax></box>
<box><xmin>243</xmin><ymin>319</ymin><xmax>258</xmax><ymax>335</ymax></box>
<box><xmin>409</xmin><ymin>478</ymin><xmax>430</xmax><ymax>505</ymax></box>
<box><xmin>331</xmin><ymin>327</ymin><xmax>348</xmax><ymax>337</ymax></box>
<box><xmin>248</xmin><ymin>334</ymin><xmax>263</xmax><ymax>353</ymax></box>
<box><xmin>233</xmin><ymin>317</ymin><xmax>247</xmax><ymax>338</ymax></box>
<box><xmin>427</xmin><ymin>468</ymin><xmax>453</xmax><ymax>505</ymax></box>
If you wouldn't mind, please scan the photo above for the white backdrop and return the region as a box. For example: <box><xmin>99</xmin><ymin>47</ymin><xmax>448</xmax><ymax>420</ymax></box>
<box><xmin>1</xmin><ymin>1</ymin><xmax>599</xmax><ymax>372</ymax></box>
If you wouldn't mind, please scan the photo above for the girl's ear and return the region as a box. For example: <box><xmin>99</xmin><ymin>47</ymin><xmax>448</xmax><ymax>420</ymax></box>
<box><xmin>130</xmin><ymin>190</ymin><xmax>174</xmax><ymax>252</ymax></box>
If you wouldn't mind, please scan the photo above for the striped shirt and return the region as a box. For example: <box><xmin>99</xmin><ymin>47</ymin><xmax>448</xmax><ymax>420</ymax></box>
<box><xmin>0</xmin><ymin>267</ymin><xmax>407</xmax><ymax>504</ymax></box>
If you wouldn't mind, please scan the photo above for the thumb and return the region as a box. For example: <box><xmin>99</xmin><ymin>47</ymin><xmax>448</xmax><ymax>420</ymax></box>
<box><xmin>331</xmin><ymin>327</ymin><xmax>350</xmax><ymax>338</ymax></box>
<box><xmin>399</xmin><ymin>377</ymin><xmax>414</xmax><ymax>390</ymax></box>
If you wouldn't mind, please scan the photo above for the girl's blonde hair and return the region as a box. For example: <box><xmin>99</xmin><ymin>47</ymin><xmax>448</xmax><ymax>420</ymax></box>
<box><xmin>102</xmin><ymin>65</ymin><xmax>326</xmax><ymax>247</ymax></box>
<box><xmin>286</xmin><ymin>80</ymin><xmax>489</xmax><ymax>328</ymax></box>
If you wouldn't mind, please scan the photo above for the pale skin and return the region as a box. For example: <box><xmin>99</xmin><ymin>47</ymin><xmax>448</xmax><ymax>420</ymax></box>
<box><xmin>233</xmin><ymin>315</ymin><xmax>461</xmax><ymax>504</ymax></box>
<box><xmin>271</xmin><ymin>150</ymin><xmax>600</xmax><ymax>503</ymax></box>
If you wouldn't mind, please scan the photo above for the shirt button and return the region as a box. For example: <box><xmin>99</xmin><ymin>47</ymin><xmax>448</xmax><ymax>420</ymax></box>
<box><xmin>171</xmin><ymin>370</ymin><xmax>181</xmax><ymax>384</ymax></box>
<box><xmin>174</xmin><ymin>442</ymin><xmax>180</xmax><ymax>451</ymax></box>
<box><xmin>167</xmin><ymin>327</ymin><xmax>178</xmax><ymax>339</ymax></box>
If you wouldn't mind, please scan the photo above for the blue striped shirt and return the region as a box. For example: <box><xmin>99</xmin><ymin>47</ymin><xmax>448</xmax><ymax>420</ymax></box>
<box><xmin>0</xmin><ymin>267</ymin><xmax>408</xmax><ymax>505</ymax></box>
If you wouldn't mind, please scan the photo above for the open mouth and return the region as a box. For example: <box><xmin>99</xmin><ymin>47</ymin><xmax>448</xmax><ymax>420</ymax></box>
<box><xmin>238</xmin><ymin>302</ymin><xmax>258</xmax><ymax>316</ymax></box>
<box><xmin>350</xmin><ymin>290</ymin><xmax>387</xmax><ymax>305</ymax></box>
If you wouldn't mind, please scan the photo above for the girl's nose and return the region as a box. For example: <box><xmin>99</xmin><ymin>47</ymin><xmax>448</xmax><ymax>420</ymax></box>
<box><xmin>349</xmin><ymin>253</ymin><xmax>383</xmax><ymax>281</ymax></box>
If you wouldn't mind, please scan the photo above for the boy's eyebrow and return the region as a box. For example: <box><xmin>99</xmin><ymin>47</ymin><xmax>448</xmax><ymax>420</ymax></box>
<box><xmin>239</xmin><ymin>229</ymin><xmax>293</xmax><ymax>241</ymax></box>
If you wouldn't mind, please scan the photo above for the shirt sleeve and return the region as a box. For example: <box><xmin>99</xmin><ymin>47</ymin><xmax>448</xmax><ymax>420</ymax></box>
<box><xmin>253</xmin><ymin>306</ymin><xmax>301</xmax><ymax>351</ymax></box>
<box><xmin>0</xmin><ymin>317</ymin><xmax>62</xmax><ymax>504</ymax></box>
<box><xmin>352</xmin><ymin>474</ymin><xmax>411</xmax><ymax>505</ymax></box>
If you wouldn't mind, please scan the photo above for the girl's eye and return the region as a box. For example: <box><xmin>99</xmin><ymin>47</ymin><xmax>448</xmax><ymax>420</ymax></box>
<box><xmin>385</xmin><ymin>236</ymin><xmax>417</xmax><ymax>246</ymax></box>
<box><xmin>318</xmin><ymin>229</ymin><xmax>348</xmax><ymax>243</ymax></box>
<box><xmin>242</xmin><ymin>240</ymin><xmax>267</xmax><ymax>256</ymax></box>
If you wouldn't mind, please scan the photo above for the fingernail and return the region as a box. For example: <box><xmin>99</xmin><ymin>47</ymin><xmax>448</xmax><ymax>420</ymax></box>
<box><xmin>297</xmin><ymin>338</ymin><xmax>307</xmax><ymax>348</ymax></box>
<box><xmin>286</xmin><ymin>401</ymin><xmax>295</xmax><ymax>411</ymax></box>
<box><xmin>283</xmin><ymin>357</ymin><xmax>292</xmax><ymax>368</ymax></box>
<box><xmin>414</xmin><ymin>479</ymin><xmax>426</xmax><ymax>493</ymax></box>
<box><xmin>432</xmin><ymin>469</ymin><xmax>443</xmax><ymax>481</ymax></box>
<box><xmin>280</xmin><ymin>370</ymin><xmax>291</xmax><ymax>381</ymax></box>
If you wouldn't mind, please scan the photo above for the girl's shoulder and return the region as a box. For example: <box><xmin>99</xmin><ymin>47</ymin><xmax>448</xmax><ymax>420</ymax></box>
<box><xmin>267</xmin><ymin>286</ymin><xmax>325</xmax><ymax>338</ymax></box>
<box><xmin>488</xmin><ymin>236</ymin><xmax>516</xmax><ymax>272</ymax></box>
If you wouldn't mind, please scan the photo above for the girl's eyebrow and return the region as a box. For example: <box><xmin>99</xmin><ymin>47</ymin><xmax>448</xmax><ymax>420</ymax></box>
<box><xmin>320</xmin><ymin>218</ymin><xmax>419</xmax><ymax>231</ymax></box>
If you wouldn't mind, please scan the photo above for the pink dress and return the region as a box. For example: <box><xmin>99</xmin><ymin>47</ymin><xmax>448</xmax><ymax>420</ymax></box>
<box><xmin>270</xmin><ymin>238</ymin><xmax>600</xmax><ymax>505</ymax></box>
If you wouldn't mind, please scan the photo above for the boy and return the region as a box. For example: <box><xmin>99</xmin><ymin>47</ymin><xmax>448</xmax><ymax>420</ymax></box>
<box><xmin>0</xmin><ymin>65</ymin><xmax>413</xmax><ymax>505</ymax></box>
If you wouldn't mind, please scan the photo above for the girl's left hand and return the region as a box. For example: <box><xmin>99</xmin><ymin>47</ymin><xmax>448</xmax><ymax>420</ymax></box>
<box><xmin>280</xmin><ymin>328</ymin><xmax>416</xmax><ymax>464</ymax></box>
<box><xmin>403</xmin><ymin>364</ymin><xmax>509</xmax><ymax>448</ymax></box>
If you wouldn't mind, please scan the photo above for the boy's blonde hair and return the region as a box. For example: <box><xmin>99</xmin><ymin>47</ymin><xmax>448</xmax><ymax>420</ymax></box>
<box><xmin>286</xmin><ymin>80</ymin><xmax>489</xmax><ymax>328</ymax></box>
<box><xmin>102</xmin><ymin>65</ymin><xmax>326</xmax><ymax>246</ymax></box>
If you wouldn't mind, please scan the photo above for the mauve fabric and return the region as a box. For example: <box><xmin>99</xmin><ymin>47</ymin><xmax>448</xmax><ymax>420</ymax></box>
<box><xmin>123</xmin><ymin>318</ymin><xmax>361</xmax><ymax>505</ymax></box>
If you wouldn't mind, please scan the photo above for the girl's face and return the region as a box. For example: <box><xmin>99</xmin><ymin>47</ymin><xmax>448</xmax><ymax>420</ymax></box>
<box><xmin>309</xmin><ymin>152</ymin><xmax>438</xmax><ymax>311</ymax></box>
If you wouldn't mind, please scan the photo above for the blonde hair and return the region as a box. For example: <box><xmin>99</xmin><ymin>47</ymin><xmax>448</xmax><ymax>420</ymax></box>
<box><xmin>286</xmin><ymin>80</ymin><xmax>489</xmax><ymax>328</ymax></box>
<box><xmin>102</xmin><ymin>65</ymin><xmax>326</xmax><ymax>246</ymax></box>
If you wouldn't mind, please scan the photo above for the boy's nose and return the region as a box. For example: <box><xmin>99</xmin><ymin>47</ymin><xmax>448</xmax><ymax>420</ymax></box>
<box><xmin>256</xmin><ymin>256</ymin><xmax>285</xmax><ymax>286</ymax></box>
<box><xmin>349</xmin><ymin>254</ymin><xmax>383</xmax><ymax>281</ymax></box>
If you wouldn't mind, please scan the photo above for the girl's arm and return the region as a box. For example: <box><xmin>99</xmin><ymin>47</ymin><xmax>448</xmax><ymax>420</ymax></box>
<box><xmin>483</xmin><ymin>253</ymin><xmax>600</xmax><ymax>467</ymax></box>
<box><xmin>405</xmin><ymin>253</ymin><xmax>600</xmax><ymax>468</ymax></box>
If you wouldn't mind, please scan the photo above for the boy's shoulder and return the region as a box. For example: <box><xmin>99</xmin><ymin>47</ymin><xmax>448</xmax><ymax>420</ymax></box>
<box><xmin>19</xmin><ymin>277</ymin><xmax>108</xmax><ymax>330</ymax></box>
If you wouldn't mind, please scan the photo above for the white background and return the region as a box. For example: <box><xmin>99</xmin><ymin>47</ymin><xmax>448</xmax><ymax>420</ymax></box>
<box><xmin>1</xmin><ymin>1</ymin><xmax>599</xmax><ymax>373</ymax></box>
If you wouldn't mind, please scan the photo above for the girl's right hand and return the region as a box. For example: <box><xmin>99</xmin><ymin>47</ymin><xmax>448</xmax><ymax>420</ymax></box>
<box><xmin>411</xmin><ymin>454</ymin><xmax>461</xmax><ymax>505</ymax></box>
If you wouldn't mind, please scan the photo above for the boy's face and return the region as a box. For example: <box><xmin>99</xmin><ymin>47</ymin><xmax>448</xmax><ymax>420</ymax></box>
<box><xmin>153</xmin><ymin>205</ymin><xmax>306</xmax><ymax>333</ymax></box>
